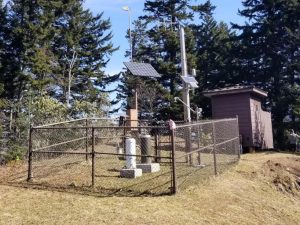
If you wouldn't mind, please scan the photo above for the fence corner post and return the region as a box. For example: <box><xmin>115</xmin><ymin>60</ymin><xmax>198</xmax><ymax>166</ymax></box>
<box><xmin>171</xmin><ymin>128</ymin><xmax>177</xmax><ymax>195</ymax></box>
<box><xmin>91</xmin><ymin>127</ymin><xmax>95</xmax><ymax>188</ymax></box>
<box><xmin>27</xmin><ymin>125</ymin><xmax>33</xmax><ymax>182</ymax></box>
<box><xmin>212</xmin><ymin>121</ymin><xmax>217</xmax><ymax>176</ymax></box>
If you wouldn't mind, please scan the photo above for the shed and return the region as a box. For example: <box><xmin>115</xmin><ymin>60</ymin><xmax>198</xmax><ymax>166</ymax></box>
<box><xmin>203</xmin><ymin>86</ymin><xmax>273</xmax><ymax>150</ymax></box>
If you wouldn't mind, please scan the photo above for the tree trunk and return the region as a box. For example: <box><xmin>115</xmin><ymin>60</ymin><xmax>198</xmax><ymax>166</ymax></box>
<box><xmin>66</xmin><ymin>50</ymin><xmax>78</xmax><ymax>107</ymax></box>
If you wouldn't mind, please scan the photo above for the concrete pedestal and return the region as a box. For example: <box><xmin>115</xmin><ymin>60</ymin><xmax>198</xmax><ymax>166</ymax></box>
<box><xmin>120</xmin><ymin>168</ymin><xmax>142</xmax><ymax>179</ymax></box>
<box><xmin>136</xmin><ymin>163</ymin><xmax>160</xmax><ymax>173</ymax></box>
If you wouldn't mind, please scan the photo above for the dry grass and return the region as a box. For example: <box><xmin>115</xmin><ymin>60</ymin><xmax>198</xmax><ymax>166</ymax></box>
<box><xmin>0</xmin><ymin>143</ymin><xmax>237</xmax><ymax>196</ymax></box>
<box><xmin>0</xmin><ymin>152</ymin><xmax>300</xmax><ymax>225</ymax></box>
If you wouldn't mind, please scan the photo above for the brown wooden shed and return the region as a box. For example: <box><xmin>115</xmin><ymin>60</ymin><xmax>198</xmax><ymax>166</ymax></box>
<box><xmin>203</xmin><ymin>86</ymin><xmax>273</xmax><ymax>150</ymax></box>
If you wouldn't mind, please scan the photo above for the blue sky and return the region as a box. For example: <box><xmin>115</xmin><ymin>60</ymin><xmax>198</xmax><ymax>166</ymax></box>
<box><xmin>83</xmin><ymin>0</ymin><xmax>245</xmax><ymax>114</ymax></box>
<box><xmin>83</xmin><ymin>0</ymin><xmax>245</xmax><ymax>76</ymax></box>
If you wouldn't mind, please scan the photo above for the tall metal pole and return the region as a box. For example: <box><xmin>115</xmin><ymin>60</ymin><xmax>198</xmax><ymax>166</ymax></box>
<box><xmin>128</xmin><ymin>9</ymin><xmax>132</xmax><ymax>61</ymax></box>
<box><xmin>180</xmin><ymin>27</ymin><xmax>192</xmax><ymax>164</ymax></box>
<box><xmin>122</xmin><ymin>6</ymin><xmax>132</xmax><ymax>61</ymax></box>
<box><xmin>180</xmin><ymin>27</ymin><xmax>191</xmax><ymax>123</ymax></box>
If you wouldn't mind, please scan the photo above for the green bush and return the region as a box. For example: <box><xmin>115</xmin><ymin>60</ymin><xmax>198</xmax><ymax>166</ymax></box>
<box><xmin>5</xmin><ymin>144</ymin><xmax>27</xmax><ymax>162</ymax></box>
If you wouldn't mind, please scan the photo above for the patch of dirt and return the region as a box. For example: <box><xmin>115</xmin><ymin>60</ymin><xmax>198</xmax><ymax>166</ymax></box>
<box><xmin>263</xmin><ymin>158</ymin><xmax>300</xmax><ymax>195</ymax></box>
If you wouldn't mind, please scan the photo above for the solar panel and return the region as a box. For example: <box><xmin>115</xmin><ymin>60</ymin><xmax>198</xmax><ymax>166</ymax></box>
<box><xmin>182</xmin><ymin>76</ymin><xmax>197</xmax><ymax>83</ymax></box>
<box><xmin>189</xmin><ymin>82</ymin><xmax>198</xmax><ymax>88</ymax></box>
<box><xmin>181</xmin><ymin>76</ymin><xmax>198</xmax><ymax>88</ymax></box>
<box><xmin>124</xmin><ymin>62</ymin><xmax>161</xmax><ymax>78</ymax></box>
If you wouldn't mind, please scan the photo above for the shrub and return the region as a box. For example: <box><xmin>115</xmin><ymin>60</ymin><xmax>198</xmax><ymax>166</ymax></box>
<box><xmin>5</xmin><ymin>144</ymin><xmax>27</xmax><ymax>162</ymax></box>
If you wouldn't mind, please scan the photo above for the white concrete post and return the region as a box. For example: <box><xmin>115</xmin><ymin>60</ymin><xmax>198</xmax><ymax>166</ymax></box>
<box><xmin>125</xmin><ymin>138</ymin><xmax>136</xmax><ymax>169</ymax></box>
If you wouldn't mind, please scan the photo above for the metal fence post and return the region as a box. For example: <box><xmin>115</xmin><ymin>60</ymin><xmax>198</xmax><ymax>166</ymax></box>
<box><xmin>85</xmin><ymin>118</ymin><xmax>88</xmax><ymax>161</ymax></box>
<box><xmin>236</xmin><ymin>115</ymin><xmax>241</xmax><ymax>159</ymax></box>
<box><xmin>182</xmin><ymin>125</ymin><xmax>192</xmax><ymax>165</ymax></box>
<box><xmin>154</xmin><ymin>133</ymin><xmax>159</xmax><ymax>163</ymax></box>
<box><xmin>171</xmin><ymin>128</ymin><xmax>177</xmax><ymax>194</ymax></box>
<box><xmin>91</xmin><ymin>127</ymin><xmax>95</xmax><ymax>187</ymax></box>
<box><xmin>27</xmin><ymin>126</ymin><xmax>33</xmax><ymax>182</ymax></box>
<box><xmin>197</xmin><ymin>124</ymin><xmax>201</xmax><ymax>165</ymax></box>
<box><xmin>212</xmin><ymin>121</ymin><xmax>218</xmax><ymax>175</ymax></box>
<box><xmin>123</xmin><ymin>120</ymin><xmax>126</xmax><ymax>150</ymax></box>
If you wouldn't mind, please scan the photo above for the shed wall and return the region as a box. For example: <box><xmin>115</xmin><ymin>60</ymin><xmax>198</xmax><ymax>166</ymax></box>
<box><xmin>250</xmin><ymin>97</ymin><xmax>274</xmax><ymax>149</ymax></box>
<box><xmin>250</xmin><ymin>97</ymin><xmax>262</xmax><ymax>147</ymax></box>
<box><xmin>261</xmin><ymin>111</ymin><xmax>274</xmax><ymax>148</ymax></box>
<box><xmin>211</xmin><ymin>93</ymin><xmax>253</xmax><ymax>147</ymax></box>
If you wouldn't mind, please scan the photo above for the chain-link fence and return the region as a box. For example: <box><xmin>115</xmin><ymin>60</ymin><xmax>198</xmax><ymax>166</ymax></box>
<box><xmin>27</xmin><ymin>118</ymin><xmax>173</xmax><ymax>196</ymax></box>
<box><xmin>172</xmin><ymin>118</ymin><xmax>240</xmax><ymax>192</ymax></box>
<box><xmin>23</xmin><ymin>117</ymin><xmax>240</xmax><ymax>196</ymax></box>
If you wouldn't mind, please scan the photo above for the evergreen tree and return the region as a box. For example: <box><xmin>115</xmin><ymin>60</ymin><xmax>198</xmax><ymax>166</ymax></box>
<box><xmin>116</xmin><ymin>0</ymin><xmax>232</xmax><ymax>120</ymax></box>
<box><xmin>116</xmin><ymin>0</ymin><xmax>207</xmax><ymax>120</ymax></box>
<box><xmin>0</xmin><ymin>0</ymin><xmax>118</xmax><ymax>161</ymax></box>
<box><xmin>51</xmin><ymin>0</ymin><xmax>117</xmax><ymax>112</ymax></box>
<box><xmin>112</xmin><ymin>20</ymin><xmax>168</xmax><ymax>118</ymax></box>
<box><xmin>232</xmin><ymin>0</ymin><xmax>300</xmax><ymax>147</ymax></box>
<box><xmin>191</xmin><ymin>1</ymin><xmax>234</xmax><ymax>117</ymax></box>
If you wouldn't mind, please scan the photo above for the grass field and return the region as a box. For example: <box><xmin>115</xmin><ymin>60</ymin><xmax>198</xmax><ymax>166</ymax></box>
<box><xmin>0</xmin><ymin>151</ymin><xmax>236</xmax><ymax>196</ymax></box>
<box><xmin>0</xmin><ymin>152</ymin><xmax>299</xmax><ymax>225</ymax></box>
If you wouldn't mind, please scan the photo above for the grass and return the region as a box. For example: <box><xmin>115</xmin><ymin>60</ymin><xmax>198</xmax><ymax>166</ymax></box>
<box><xmin>0</xmin><ymin>152</ymin><xmax>299</xmax><ymax>225</ymax></box>
<box><xmin>1</xmin><ymin>141</ymin><xmax>237</xmax><ymax>196</ymax></box>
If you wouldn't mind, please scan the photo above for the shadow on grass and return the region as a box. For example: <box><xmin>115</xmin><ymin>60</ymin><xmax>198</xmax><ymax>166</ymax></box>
<box><xmin>3</xmin><ymin>178</ymin><xmax>173</xmax><ymax>198</ymax></box>
<box><xmin>1</xmin><ymin>154</ymin><xmax>239</xmax><ymax>198</ymax></box>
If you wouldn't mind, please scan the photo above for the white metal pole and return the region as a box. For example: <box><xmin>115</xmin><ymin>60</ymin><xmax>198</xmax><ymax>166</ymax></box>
<box><xmin>180</xmin><ymin>27</ymin><xmax>191</xmax><ymax>123</ymax></box>
<box><xmin>122</xmin><ymin>6</ymin><xmax>133</xmax><ymax>61</ymax></box>
<box><xmin>180</xmin><ymin>27</ymin><xmax>188</xmax><ymax>77</ymax></box>
<box><xmin>128</xmin><ymin>9</ymin><xmax>133</xmax><ymax>61</ymax></box>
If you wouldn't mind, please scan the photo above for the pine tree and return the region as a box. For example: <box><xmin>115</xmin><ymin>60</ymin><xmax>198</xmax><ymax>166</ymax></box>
<box><xmin>191</xmin><ymin>1</ymin><xmax>234</xmax><ymax>117</ymax></box>
<box><xmin>116</xmin><ymin>0</ymin><xmax>205</xmax><ymax>120</ymax></box>
<box><xmin>112</xmin><ymin>20</ymin><xmax>168</xmax><ymax>118</ymax></box>
<box><xmin>117</xmin><ymin>0</ymin><xmax>234</xmax><ymax>120</ymax></box>
<box><xmin>51</xmin><ymin>0</ymin><xmax>117</xmax><ymax>113</ymax></box>
<box><xmin>232</xmin><ymin>0</ymin><xmax>300</xmax><ymax>147</ymax></box>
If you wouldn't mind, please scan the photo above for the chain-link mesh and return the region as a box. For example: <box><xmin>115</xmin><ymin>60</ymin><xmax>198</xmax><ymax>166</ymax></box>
<box><xmin>173</xmin><ymin>118</ymin><xmax>240</xmax><ymax>191</ymax></box>
<box><xmin>30</xmin><ymin>126</ymin><xmax>91</xmax><ymax>189</ymax></box>
<box><xmin>22</xmin><ymin>117</ymin><xmax>240</xmax><ymax>196</ymax></box>
<box><xmin>213</xmin><ymin>119</ymin><xmax>240</xmax><ymax>169</ymax></box>
<box><xmin>27</xmin><ymin>120</ymin><xmax>173</xmax><ymax>196</ymax></box>
<box><xmin>93</xmin><ymin>127</ymin><xmax>172</xmax><ymax>196</ymax></box>
<box><xmin>34</xmin><ymin>118</ymin><xmax>88</xmax><ymax>128</ymax></box>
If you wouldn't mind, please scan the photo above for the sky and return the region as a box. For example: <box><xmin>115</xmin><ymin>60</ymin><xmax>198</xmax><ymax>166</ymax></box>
<box><xmin>82</xmin><ymin>0</ymin><xmax>245</xmax><ymax>114</ymax></box>
<box><xmin>83</xmin><ymin>0</ymin><xmax>245</xmax><ymax>76</ymax></box>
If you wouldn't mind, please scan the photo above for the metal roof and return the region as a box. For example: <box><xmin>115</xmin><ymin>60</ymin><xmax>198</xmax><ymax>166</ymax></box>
<box><xmin>203</xmin><ymin>86</ymin><xmax>268</xmax><ymax>98</ymax></box>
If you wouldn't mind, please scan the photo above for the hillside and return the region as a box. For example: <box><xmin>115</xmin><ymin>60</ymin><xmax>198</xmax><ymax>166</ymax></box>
<box><xmin>0</xmin><ymin>152</ymin><xmax>299</xmax><ymax>225</ymax></box>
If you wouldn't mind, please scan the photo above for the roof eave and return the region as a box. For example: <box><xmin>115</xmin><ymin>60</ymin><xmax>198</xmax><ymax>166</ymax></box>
<box><xmin>203</xmin><ymin>87</ymin><xmax>268</xmax><ymax>98</ymax></box>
